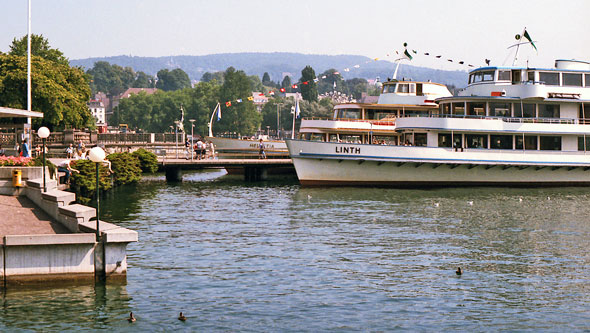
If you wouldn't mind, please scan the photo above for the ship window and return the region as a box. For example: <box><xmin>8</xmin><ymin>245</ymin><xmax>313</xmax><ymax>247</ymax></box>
<box><xmin>538</xmin><ymin>104</ymin><xmax>560</xmax><ymax>118</ymax></box>
<box><xmin>467</xmin><ymin>102</ymin><xmax>485</xmax><ymax>116</ymax></box>
<box><xmin>490</xmin><ymin>135</ymin><xmax>513</xmax><ymax>149</ymax></box>
<box><xmin>329</xmin><ymin>134</ymin><xmax>339</xmax><ymax>142</ymax></box>
<box><xmin>338</xmin><ymin>108</ymin><xmax>361</xmax><ymax>119</ymax></box>
<box><xmin>489</xmin><ymin>102</ymin><xmax>510</xmax><ymax>117</ymax></box>
<box><xmin>514</xmin><ymin>103</ymin><xmax>535</xmax><ymax>117</ymax></box>
<box><xmin>376</xmin><ymin>110</ymin><xmax>397</xmax><ymax>120</ymax></box>
<box><xmin>578</xmin><ymin>136</ymin><xmax>590</xmax><ymax>151</ymax></box>
<box><xmin>397</xmin><ymin>84</ymin><xmax>410</xmax><ymax>93</ymax></box>
<box><xmin>383</xmin><ymin>84</ymin><xmax>396</xmax><ymax>93</ymax></box>
<box><xmin>579</xmin><ymin>104</ymin><xmax>590</xmax><ymax>124</ymax></box>
<box><xmin>373</xmin><ymin>136</ymin><xmax>397</xmax><ymax>145</ymax></box>
<box><xmin>498</xmin><ymin>70</ymin><xmax>511</xmax><ymax>81</ymax></box>
<box><xmin>563</xmin><ymin>73</ymin><xmax>582</xmax><ymax>86</ymax></box>
<box><xmin>482</xmin><ymin>71</ymin><xmax>494</xmax><ymax>81</ymax></box>
<box><xmin>527</xmin><ymin>71</ymin><xmax>535</xmax><ymax>82</ymax></box>
<box><xmin>438</xmin><ymin>133</ymin><xmax>452</xmax><ymax>147</ymax></box>
<box><xmin>340</xmin><ymin>135</ymin><xmax>361</xmax><ymax>143</ymax></box>
<box><xmin>440</xmin><ymin>103</ymin><xmax>451</xmax><ymax>115</ymax></box>
<box><xmin>586</xmin><ymin>74</ymin><xmax>590</xmax><ymax>87</ymax></box>
<box><xmin>310</xmin><ymin>133</ymin><xmax>324</xmax><ymax>141</ymax></box>
<box><xmin>539</xmin><ymin>136</ymin><xmax>561</xmax><ymax>150</ymax></box>
<box><xmin>466</xmin><ymin>134</ymin><xmax>487</xmax><ymax>149</ymax></box>
<box><xmin>516</xmin><ymin>135</ymin><xmax>538</xmax><ymax>150</ymax></box>
<box><xmin>414</xmin><ymin>133</ymin><xmax>427</xmax><ymax>146</ymax></box>
<box><xmin>539</xmin><ymin>72</ymin><xmax>559</xmax><ymax>85</ymax></box>
<box><xmin>452</xmin><ymin>102</ymin><xmax>465</xmax><ymax>115</ymax></box>
<box><xmin>472</xmin><ymin>72</ymin><xmax>483</xmax><ymax>83</ymax></box>
<box><xmin>512</xmin><ymin>70</ymin><xmax>522</xmax><ymax>84</ymax></box>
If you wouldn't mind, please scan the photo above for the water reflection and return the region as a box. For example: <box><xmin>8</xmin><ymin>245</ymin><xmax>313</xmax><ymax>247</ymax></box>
<box><xmin>0</xmin><ymin>283</ymin><xmax>131</xmax><ymax>331</ymax></box>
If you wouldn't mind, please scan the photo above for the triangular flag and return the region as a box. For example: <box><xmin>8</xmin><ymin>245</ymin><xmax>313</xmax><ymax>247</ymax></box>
<box><xmin>353</xmin><ymin>64</ymin><xmax>360</xmax><ymax>68</ymax></box>
<box><xmin>321</xmin><ymin>75</ymin><xmax>327</xmax><ymax>79</ymax></box>
<box><xmin>258</xmin><ymin>93</ymin><xmax>264</xmax><ymax>96</ymax></box>
<box><xmin>236</xmin><ymin>99</ymin><xmax>242</xmax><ymax>103</ymax></box>
<box><xmin>403</xmin><ymin>49</ymin><xmax>413</xmax><ymax>60</ymax></box>
<box><xmin>292</xmin><ymin>84</ymin><xmax>298</xmax><ymax>89</ymax></box>
<box><xmin>303</xmin><ymin>81</ymin><xmax>309</xmax><ymax>85</ymax></box>
<box><xmin>247</xmin><ymin>96</ymin><xmax>254</xmax><ymax>101</ymax></box>
<box><xmin>294</xmin><ymin>99</ymin><xmax>300</xmax><ymax>119</ymax></box>
<box><xmin>313</xmin><ymin>78</ymin><xmax>319</xmax><ymax>83</ymax></box>
<box><xmin>333</xmin><ymin>72</ymin><xmax>340</xmax><ymax>75</ymax></box>
<box><xmin>343</xmin><ymin>68</ymin><xmax>350</xmax><ymax>72</ymax></box>
<box><xmin>279</xmin><ymin>88</ymin><xmax>286</xmax><ymax>93</ymax></box>
<box><xmin>225</xmin><ymin>101</ymin><xmax>231</xmax><ymax>107</ymax></box>
<box><xmin>269</xmin><ymin>91</ymin><xmax>275</xmax><ymax>95</ymax></box>
<box><xmin>216</xmin><ymin>103</ymin><xmax>221</xmax><ymax>121</ymax></box>
<box><xmin>523</xmin><ymin>29</ymin><xmax>537</xmax><ymax>52</ymax></box>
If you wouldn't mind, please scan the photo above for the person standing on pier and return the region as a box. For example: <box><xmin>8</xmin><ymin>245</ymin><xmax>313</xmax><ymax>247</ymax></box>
<box><xmin>258</xmin><ymin>139</ymin><xmax>266</xmax><ymax>159</ymax></box>
<box><xmin>196</xmin><ymin>138</ymin><xmax>204</xmax><ymax>160</ymax></box>
<box><xmin>21</xmin><ymin>138</ymin><xmax>30</xmax><ymax>157</ymax></box>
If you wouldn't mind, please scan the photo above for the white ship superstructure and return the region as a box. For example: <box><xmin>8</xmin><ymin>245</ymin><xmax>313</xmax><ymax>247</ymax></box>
<box><xmin>287</xmin><ymin>59</ymin><xmax>590</xmax><ymax>186</ymax></box>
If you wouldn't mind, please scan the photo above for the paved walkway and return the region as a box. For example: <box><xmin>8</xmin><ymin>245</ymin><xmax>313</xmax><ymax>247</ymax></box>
<box><xmin>0</xmin><ymin>195</ymin><xmax>69</xmax><ymax>243</ymax></box>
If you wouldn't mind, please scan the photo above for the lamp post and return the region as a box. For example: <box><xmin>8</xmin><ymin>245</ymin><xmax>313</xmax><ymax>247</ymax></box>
<box><xmin>37</xmin><ymin>127</ymin><xmax>50</xmax><ymax>192</ymax></box>
<box><xmin>88</xmin><ymin>147</ymin><xmax>106</xmax><ymax>242</ymax></box>
<box><xmin>189</xmin><ymin>119</ymin><xmax>195</xmax><ymax>161</ymax></box>
<box><xmin>276</xmin><ymin>103</ymin><xmax>284</xmax><ymax>138</ymax></box>
<box><xmin>174</xmin><ymin>121</ymin><xmax>180</xmax><ymax>159</ymax></box>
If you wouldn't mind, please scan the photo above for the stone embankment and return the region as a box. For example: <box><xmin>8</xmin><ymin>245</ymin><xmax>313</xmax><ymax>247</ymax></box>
<box><xmin>0</xmin><ymin>167</ymin><xmax>137</xmax><ymax>286</ymax></box>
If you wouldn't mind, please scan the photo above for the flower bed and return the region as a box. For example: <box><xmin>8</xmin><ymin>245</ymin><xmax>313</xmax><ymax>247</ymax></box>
<box><xmin>0</xmin><ymin>156</ymin><xmax>33</xmax><ymax>166</ymax></box>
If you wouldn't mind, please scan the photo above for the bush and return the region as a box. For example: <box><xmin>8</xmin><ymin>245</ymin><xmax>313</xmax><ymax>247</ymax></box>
<box><xmin>70</xmin><ymin>160</ymin><xmax>113</xmax><ymax>205</ymax></box>
<box><xmin>132</xmin><ymin>148</ymin><xmax>158</xmax><ymax>173</ymax></box>
<box><xmin>107</xmin><ymin>152</ymin><xmax>142</xmax><ymax>186</ymax></box>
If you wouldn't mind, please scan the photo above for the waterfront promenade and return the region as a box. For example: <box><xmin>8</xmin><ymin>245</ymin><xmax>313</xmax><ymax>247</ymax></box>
<box><xmin>0</xmin><ymin>195</ymin><xmax>69</xmax><ymax>241</ymax></box>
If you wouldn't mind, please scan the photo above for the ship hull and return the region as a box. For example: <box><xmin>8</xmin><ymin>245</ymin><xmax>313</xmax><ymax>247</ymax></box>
<box><xmin>287</xmin><ymin>140</ymin><xmax>590</xmax><ymax>187</ymax></box>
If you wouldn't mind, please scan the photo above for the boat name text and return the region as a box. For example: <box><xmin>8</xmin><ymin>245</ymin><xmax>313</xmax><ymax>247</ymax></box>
<box><xmin>335</xmin><ymin>146</ymin><xmax>361</xmax><ymax>154</ymax></box>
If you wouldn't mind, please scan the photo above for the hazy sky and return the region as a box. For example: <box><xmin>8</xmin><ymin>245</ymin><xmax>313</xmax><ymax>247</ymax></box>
<box><xmin>2</xmin><ymin>0</ymin><xmax>589</xmax><ymax>71</ymax></box>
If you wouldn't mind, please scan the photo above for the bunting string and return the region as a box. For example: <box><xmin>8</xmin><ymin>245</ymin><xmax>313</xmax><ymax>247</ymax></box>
<box><xmin>220</xmin><ymin>42</ymin><xmax>488</xmax><ymax>108</ymax></box>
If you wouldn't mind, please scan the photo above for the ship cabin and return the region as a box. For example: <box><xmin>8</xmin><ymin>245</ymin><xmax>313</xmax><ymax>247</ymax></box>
<box><xmin>297</xmin><ymin>79</ymin><xmax>451</xmax><ymax>145</ymax></box>
<box><xmin>393</xmin><ymin>59</ymin><xmax>590</xmax><ymax>152</ymax></box>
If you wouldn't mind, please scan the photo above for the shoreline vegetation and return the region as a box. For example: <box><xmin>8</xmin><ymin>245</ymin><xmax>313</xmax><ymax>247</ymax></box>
<box><xmin>70</xmin><ymin>148</ymin><xmax>157</xmax><ymax>204</ymax></box>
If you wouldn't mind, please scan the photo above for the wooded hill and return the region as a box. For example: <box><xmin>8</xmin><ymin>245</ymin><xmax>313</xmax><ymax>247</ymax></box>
<box><xmin>70</xmin><ymin>52</ymin><xmax>468</xmax><ymax>88</ymax></box>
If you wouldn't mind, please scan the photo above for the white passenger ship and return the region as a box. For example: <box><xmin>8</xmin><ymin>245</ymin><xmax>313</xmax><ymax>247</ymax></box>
<box><xmin>287</xmin><ymin>59</ymin><xmax>590</xmax><ymax>186</ymax></box>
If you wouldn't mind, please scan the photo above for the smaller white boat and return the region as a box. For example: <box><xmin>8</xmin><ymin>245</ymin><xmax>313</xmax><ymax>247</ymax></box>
<box><xmin>205</xmin><ymin>103</ymin><xmax>288</xmax><ymax>159</ymax></box>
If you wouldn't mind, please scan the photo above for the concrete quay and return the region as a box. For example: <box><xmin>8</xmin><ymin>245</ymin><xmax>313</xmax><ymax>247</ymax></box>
<box><xmin>0</xmin><ymin>168</ymin><xmax>137</xmax><ymax>287</ymax></box>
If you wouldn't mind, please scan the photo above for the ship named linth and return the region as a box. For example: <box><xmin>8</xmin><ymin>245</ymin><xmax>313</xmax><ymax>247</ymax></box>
<box><xmin>287</xmin><ymin>58</ymin><xmax>590</xmax><ymax>186</ymax></box>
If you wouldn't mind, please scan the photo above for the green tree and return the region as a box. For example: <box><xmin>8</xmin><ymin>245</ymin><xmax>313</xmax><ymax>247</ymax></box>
<box><xmin>299</xmin><ymin>65</ymin><xmax>318</xmax><ymax>102</ymax></box>
<box><xmin>281</xmin><ymin>76</ymin><xmax>292</xmax><ymax>92</ymax></box>
<box><xmin>132</xmin><ymin>71</ymin><xmax>155</xmax><ymax>88</ymax></box>
<box><xmin>200</xmin><ymin>71</ymin><xmax>224</xmax><ymax>84</ymax></box>
<box><xmin>156</xmin><ymin>68</ymin><xmax>191</xmax><ymax>91</ymax></box>
<box><xmin>317</xmin><ymin>69</ymin><xmax>343</xmax><ymax>94</ymax></box>
<box><xmin>262</xmin><ymin>72</ymin><xmax>271</xmax><ymax>85</ymax></box>
<box><xmin>260</xmin><ymin>97</ymin><xmax>295</xmax><ymax>134</ymax></box>
<box><xmin>87</xmin><ymin>61</ymin><xmax>136</xmax><ymax>96</ymax></box>
<box><xmin>0</xmin><ymin>53</ymin><xmax>92</xmax><ymax>130</ymax></box>
<box><xmin>217</xmin><ymin>67</ymin><xmax>261</xmax><ymax>135</ymax></box>
<box><xmin>248</xmin><ymin>75</ymin><xmax>264</xmax><ymax>92</ymax></box>
<box><xmin>9</xmin><ymin>34</ymin><xmax>69</xmax><ymax>66</ymax></box>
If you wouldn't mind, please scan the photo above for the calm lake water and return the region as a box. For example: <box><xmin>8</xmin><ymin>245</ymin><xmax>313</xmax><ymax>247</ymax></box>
<box><xmin>2</xmin><ymin>169</ymin><xmax>590</xmax><ymax>331</ymax></box>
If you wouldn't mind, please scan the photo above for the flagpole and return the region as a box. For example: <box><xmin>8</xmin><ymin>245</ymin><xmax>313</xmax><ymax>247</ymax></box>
<box><xmin>208</xmin><ymin>102</ymin><xmax>220</xmax><ymax>137</ymax></box>
<box><xmin>513</xmin><ymin>27</ymin><xmax>526</xmax><ymax>66</ymax></box>
<box><xmin>291</xmin><ymin>103</ymin><xmax>296</xmax><ymax>140</ymax></box>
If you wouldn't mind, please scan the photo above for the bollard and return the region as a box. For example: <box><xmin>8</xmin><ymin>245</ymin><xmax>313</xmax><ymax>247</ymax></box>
<box><xmin>12</xmin><ymin>169</ymin><xmax>22</xmax><ymax>187</ymax></box>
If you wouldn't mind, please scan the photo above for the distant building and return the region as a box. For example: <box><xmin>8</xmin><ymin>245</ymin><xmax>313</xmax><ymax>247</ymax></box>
<box><xmin>283</xmin><ymin>92</ymin><xmax>302</xmax><ymax>101</ymax></box>
<box><xmin>358</xmin><ymin>92</ymin><xmax>379</xmax><ymax>104</ymax></box>
<box><xmin>88</xmin><ymin>100</ymin><xmax>107</xmax><ymax>133</ymax></box>
<box><xmin>251</xmin><ymin>92</ymin><xmax>269</xmax><ymax>112</ymax></box>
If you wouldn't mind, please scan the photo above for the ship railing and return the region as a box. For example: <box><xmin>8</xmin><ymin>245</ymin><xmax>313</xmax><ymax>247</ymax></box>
<box><xmin>302</xmin><ymin>117</ymin><xmax>396</xmax><ymax>126</ymax></box>
<box><xmin>400</xmin><ymin>113</ymin><xmax>577</xmax><ymax>125</ymax></box>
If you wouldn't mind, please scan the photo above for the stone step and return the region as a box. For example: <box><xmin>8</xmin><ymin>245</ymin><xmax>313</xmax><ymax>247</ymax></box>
<box><xmin>42</xmin><ymin>190</ymin><xmax>76</xmax><ymax>206</ymax></box>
